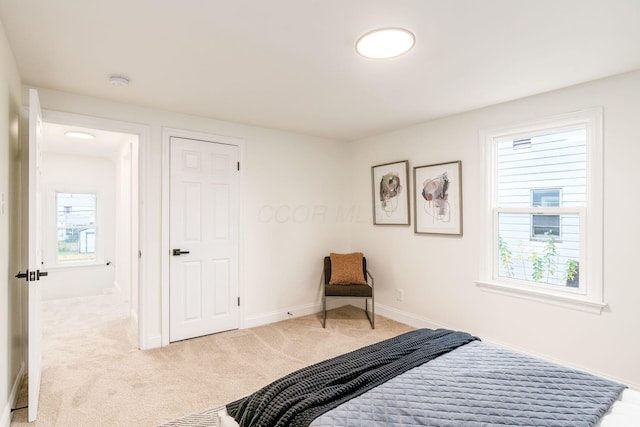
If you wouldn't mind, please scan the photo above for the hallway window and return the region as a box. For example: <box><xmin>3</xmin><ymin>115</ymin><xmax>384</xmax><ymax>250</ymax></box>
<box><xmin>56</xmin><ymin>193</ymin><xmax>97</xmax><ymax>263</ymax></box>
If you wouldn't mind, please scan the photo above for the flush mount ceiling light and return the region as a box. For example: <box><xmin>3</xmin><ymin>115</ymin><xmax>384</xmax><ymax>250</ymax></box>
<box><xmin>356</xmin><ymin>28</ymin><xmax>415</xmax><ymax>59</ymax></box>
<box><xmin>65</xmin><ymin>131</ymin><xmax>95</xmax><ymax>140</ymax></box>
<box><xmin>109</xmin><ymin>74</ymin><xmax>130</xmax><ymax>86</ymax></box>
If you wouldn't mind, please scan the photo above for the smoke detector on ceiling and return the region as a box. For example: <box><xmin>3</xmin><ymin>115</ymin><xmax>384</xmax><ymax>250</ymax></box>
<box><xmin>109</xmin><ymin>75</ymin><xmax>130</xmax><ymax>86</ymax></box>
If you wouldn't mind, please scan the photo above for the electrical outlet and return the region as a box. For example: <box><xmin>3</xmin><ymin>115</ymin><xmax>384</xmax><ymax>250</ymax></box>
<box><xmin>396</xmin><ymin>289</ymin><xmax>404</xmax><ymax>302</ymax></box>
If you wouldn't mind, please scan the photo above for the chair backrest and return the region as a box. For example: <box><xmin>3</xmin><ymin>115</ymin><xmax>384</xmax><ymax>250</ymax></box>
<box><xmin>323</xmin><ymin>256</ymin><xmax>367</xmax><ymax>285</ymax></box>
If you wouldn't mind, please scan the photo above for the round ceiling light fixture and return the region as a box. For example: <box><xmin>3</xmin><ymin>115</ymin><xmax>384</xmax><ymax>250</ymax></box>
<box><xmin>109</xmin><ymin>74</ymin><xmax>130</xmax><ymax>86</ymax></box>
<box><xmin>356</xmin><ymin>28</ymin><xmax>415</xmax><ymax>59</ymax></box>
<box><xmin>65</xmin><ymin>131</ymin><xmax>95</xmax><ymax>140</ymax></box>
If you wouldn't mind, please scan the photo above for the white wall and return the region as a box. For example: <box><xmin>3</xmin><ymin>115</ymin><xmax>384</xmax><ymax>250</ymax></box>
<box><xmin>31</xmin><ymin>87</ymin><xmax>352</xmax><ymax>347</ymax></box>
<box><xmin>40</xmin><ymin>152</ymin><xmax>116</xmax><ymax>300</ymax></box>
<box><xmin>31</xmin><ymin>73</ymin><xmax>640</xmax><ymax>389</ymax></box>
<box><xmin>0</xmin><ymin>17</ymin><xmax>23</xmax><ymax>427</ymax></box>
<box><xmin>349</xmin><ymin>70</ymin><xmax>640</xmax><ymax>389</ymax></box>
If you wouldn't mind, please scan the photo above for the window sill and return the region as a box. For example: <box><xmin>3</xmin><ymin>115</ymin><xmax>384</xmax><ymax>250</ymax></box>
<box><xmin>475</xmin><ymin>280</ymin><xmax>607</xmax><ymax>314</ymax></box>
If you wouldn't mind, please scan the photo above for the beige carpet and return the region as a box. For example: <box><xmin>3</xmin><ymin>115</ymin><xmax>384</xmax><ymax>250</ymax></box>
<box><xmin>10</xmin><ymin>294</ymin><xmax>412</xmax><ymax>426</ymax></box>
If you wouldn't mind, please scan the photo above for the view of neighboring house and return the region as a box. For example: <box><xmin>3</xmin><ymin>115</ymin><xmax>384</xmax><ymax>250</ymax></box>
<box><xmin>56</xmin><ymin>193</ymin><xmax>96</xmax><ymax>263</ymax></box>
<box><xmin>496</xmin><ymin>128</ymin><xmax>585</xmax><ymax>288</ymax></box>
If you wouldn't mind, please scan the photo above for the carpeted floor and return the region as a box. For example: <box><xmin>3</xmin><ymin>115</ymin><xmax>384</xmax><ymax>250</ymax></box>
<box><xmin>10</xmin><ymin>294</ymin><xmax>412</xmax><ymax>426</ymax></box>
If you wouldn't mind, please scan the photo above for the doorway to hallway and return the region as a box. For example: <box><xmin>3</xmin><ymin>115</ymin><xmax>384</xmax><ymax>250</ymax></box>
<box><xmin>40</xmin><ymin>113</ymin><xmax>143</xmax><ymax>345</ymax></box>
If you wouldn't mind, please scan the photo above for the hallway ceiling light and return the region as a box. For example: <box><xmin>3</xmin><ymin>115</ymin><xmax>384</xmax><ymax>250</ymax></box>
<box><xmin>356</xmin><ymin>28</ymin><xmax>415</xmax><ymax>59</ymax></box>
<box><xmin>65</xmin><ymin>131</ymin><xmax>95</xmax><ymax>140</ymax></box>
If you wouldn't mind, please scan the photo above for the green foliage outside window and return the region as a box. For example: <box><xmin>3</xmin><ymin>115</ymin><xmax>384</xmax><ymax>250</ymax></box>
<box><xmin>498</xmin><ymin>231</ymin><xmax>577</xmax><ymax>287</ymax></box>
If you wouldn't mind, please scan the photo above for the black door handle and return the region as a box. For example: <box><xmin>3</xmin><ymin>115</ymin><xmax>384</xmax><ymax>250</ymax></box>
<box><xmin>172</xmin><ymin>249</ymin><xmax>190</xmax><ymax>256</ymax></box>
<box><xmin>15</xmin><ymin>270</ymin><xmax>48</xmax><ymax>281</ymax></box>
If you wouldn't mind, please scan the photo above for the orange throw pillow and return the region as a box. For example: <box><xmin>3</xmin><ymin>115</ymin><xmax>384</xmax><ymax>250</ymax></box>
<box><xmin>329</xmin><ymin>252</ymin><xmax>367</xmax><ymax>285</ymax></box>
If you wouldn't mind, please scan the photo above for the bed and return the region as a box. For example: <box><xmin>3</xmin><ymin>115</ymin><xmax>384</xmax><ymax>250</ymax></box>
<box><xmin>217</xmin><ymin>329</ymin><xmax>640</xmax><ymax>427</ymax></box>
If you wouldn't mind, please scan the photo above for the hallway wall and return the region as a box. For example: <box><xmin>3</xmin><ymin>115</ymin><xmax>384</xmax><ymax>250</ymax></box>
<box><xmin>40</xmin><ymin>152</ymin><xmax>116</xmax><ymax>300</ymax></box>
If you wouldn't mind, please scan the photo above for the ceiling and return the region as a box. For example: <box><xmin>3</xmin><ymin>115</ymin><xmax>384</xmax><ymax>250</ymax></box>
<box><xmin>1</xmin><ymin>0</ymin><xmax>639</xmax><ymax>141</ymax></box>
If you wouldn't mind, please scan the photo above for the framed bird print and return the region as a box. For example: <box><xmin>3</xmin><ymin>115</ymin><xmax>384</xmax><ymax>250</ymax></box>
<box><xmin>371</xmin><ymin>160</ymin><xmax>410</xmax><ymax>225</ymax></box>
<box><xmin>413</xmin><ymin>160</ymin><xmax>462</xmax><ymax>235</ymax></box>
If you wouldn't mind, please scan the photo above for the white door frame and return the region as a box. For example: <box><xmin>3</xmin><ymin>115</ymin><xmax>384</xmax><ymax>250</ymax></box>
<box><xmin>161</xmin><ymin>128</ymin><xmax>245</xmax><ymax>346</ymax></box>
<box><xmin>41</xmin><ymin>109</ymin><xmax>151</xmax><ymax>350</ymax></box>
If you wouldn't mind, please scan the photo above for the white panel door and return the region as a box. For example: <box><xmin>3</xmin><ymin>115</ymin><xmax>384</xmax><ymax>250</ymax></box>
<box><xmin>24</xmin><ymin>88</ymin><xmax>46</xmax><ymax>421</ymax></box>
<box><xmin>169</xmin><ymin>137</ymin><xmax>239</xmax><ymax>342</ymax></box>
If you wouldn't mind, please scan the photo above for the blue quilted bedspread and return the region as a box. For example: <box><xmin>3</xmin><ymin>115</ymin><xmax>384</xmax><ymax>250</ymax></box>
<box><xmin>311</xmin><ymin>340</ymin><xmax>625</xmax><ymax>427</ymax></box>
<box><xmin>226</xmin><ymin>329</ymin><xmax>477</xmax><ymax>427</ymax></box>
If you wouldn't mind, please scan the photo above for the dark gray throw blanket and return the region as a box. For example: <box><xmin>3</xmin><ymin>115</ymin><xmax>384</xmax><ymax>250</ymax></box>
<box><xmin>226</xmin><ymin>328</ymin><xmax>477</xmax><ymax>427</ymax></box>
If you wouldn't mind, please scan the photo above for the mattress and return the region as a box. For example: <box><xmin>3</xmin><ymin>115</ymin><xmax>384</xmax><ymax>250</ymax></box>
<box><xmin>310</xmin><ymin>341</ymin><xmax>624</xmax><ymax>426</ymax></box>
<box><xmin>217</xmin><ymin>389</ymin><xmax>640</xmax><ymax>427</ymax></box>
<box><xmin>218</xmin><ymin>330</ymin><xmax>638</xmax><ymax>427</ymax></box>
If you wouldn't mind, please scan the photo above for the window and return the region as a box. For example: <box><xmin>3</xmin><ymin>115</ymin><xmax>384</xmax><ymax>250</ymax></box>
<box><xmin>478</xmin><ymin>109</ymin><xmax>604</xmax><ymax>313</ymax></box>
<box><xmin>531</xmin><ymin>189</ymin><xmax>561</xmax><ymax>239</ymax></box>
<box><xmin>56</xmin><ymin>192</ymin><xmax>97</xmax><ymax>263</ymax></box>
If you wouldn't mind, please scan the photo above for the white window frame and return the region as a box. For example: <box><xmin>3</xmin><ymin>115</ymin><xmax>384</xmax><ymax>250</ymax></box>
<box><xmin>55</xmin><ymin>191</ymin><xmax>98</xmax><ymax>264</ymax></box>
<box><xmin>46</xmin><ymin>188</ymin><xmax>104</xmax><ymax>269</ymax></box>
<box><xmin>477</xmin><ymin>108</ymin><xmax>605</xmax><ymax>313</ymax></box>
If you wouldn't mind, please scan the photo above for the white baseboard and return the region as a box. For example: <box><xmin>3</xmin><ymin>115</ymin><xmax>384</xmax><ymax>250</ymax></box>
<box><xmin>143</xmin><ymin>334</ymin><xmax>162</xmax><ymax>350</ymax></box>
<box><xmin>241</xmin><ymin>297</ymin><xmax>378</xmax><ymax>329</ymax></box>
<box><xmin>374</xmin><ymin>303</ymin><xmax>448</xmax><ymax>330</ymax></box>
<box><xmin>130</xmin><ymin>308</ymin><xmax>138</xmax><ymax>331</ymax></box>
<box><xmin>239</xmin><ymin>299</ymin><xmax>414</xmax><ymax>330</ymax></box>
<box><xmin>113</xmin><ymin>280</ymin><xmax>122</xmax><ymax>296</ymax></box>
<box><xmin>480</xmin><ymin>335</ymin><xmax>640</xmax><ymax>392</ymax></box>
<box><xmin>0</xmin><ymin>404</ymin><xmax>8</xmax><ymax>427</ymax></box>
<box><xmin>243</xmin><ymin>302</ymin><xmax>323</xmax><ymax>329</ymax></box>
<box><xmin>1</xmin><ymin>361</ymin><xmax>25</xmax><ymax>427</ymax></box>
<box><xmin>325</xmin><ymin>298</ymin><xmax>365</xmax><ymax>310</ymax></box>
<box><xmin>130</xmin><ymin>308</ymin><xmax>139</xmax><ymax>350</ymax></box>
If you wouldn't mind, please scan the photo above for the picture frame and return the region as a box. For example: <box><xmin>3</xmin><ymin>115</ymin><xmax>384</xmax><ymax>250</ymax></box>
<box><xmin>413</xmin><ymin>160</ymin><xmax>462</xmax><ymax>235</ymax></box>
<box><xmin>371</xmin><ymin>160</ymin><xmax>410</xmax><ymax>225</ymax></box>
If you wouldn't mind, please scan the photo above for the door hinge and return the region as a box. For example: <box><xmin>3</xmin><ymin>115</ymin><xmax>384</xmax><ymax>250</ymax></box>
<box><xmin>237</xmin><ymin>297</ymin><xmax>240</xmax><ymax>306</ymax></box>
<box><xmin>237</xmin><ymin>161</ymin><xmax>240</xmax><ymax>171</ymax></box>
